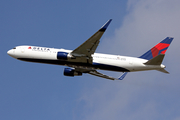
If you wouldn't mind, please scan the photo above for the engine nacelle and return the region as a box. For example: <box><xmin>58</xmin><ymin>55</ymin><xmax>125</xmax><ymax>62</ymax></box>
<box><xmin>64</xmin><ymin>68</ymin><xmax>82</xmax><ymax>76</ymax></box>
<box><xmin>57</xmin><ymin>52</ymin><xmax>69</xmax><ymax>60</ymax></box>
<box><xmin>57</xmin><ymin>52</ymin><xmax>75</xmax><ymax>60</ymax></box>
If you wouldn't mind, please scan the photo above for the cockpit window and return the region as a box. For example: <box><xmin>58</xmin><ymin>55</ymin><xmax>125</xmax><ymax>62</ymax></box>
<box><xmin>13</xmin><ymin>47</ymin><xmax>16</xmax><ymax>49</ymax></box>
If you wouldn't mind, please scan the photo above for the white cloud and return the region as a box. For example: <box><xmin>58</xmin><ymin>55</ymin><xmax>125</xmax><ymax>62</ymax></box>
<box><xmin>77</xmin><ymin>0</ymin><xmax>180</xmax><ymax>120</ymax></box>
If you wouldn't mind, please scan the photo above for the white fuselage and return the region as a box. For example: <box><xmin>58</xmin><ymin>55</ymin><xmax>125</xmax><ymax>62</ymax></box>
<box><xmin>7</xmin><ymin>45</ymin><xmax>165</xmax><ymax>72</ymax></box>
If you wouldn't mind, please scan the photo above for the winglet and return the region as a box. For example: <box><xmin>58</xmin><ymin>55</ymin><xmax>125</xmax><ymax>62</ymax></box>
<box><xmin>100</xmin><ymin>19</ymin><xmax>112</xmax><ymax>31</ymax></box>
<box><xmin>118</xmin><ymin>72</ymin><xmax>128</xmax><ymax>80</ymax></box>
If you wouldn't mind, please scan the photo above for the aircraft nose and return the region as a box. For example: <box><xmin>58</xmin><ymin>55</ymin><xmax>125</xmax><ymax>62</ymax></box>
<box><xmin>7</xmin><ymin>49</ymin><xmax>15</xmax><ymax>57</ymax></box>
<box><xmin>7</xmin><ymin>49</ymin><xmax>12</xmax><ymax>55</ymax></box>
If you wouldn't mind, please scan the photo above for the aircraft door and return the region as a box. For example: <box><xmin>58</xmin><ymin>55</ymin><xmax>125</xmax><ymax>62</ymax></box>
<box><xmin>21</xmin><ymin>47</ymin><xmax>25</xmax><ymax>53</ymax></box>
<box><xmin>129</xmin><ymin>58</ymin><xmax>133</xmax><ymax>65</ymax></box>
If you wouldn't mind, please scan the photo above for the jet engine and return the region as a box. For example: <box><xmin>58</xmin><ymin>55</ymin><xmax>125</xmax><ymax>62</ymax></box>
<box><xmin>64</xmin><ymin>68</ymin><xmax>82</xmax><ymax>76</ymax></box>
<box><xmin>57</xmin><ymin>52</ymin><xmax>75</xmax><ymax>60</ymax></box>
<box><xmin>57</xmin><ymin>52</ymin><xmax>69</xmax><ymax>60</ymax></box>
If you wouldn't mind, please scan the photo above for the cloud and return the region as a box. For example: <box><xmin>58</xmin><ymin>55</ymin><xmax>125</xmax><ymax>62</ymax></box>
<box><xmin>77</xmin><ymin>0</ymin><xmax>180</xmax><ymax>120</ymax></box>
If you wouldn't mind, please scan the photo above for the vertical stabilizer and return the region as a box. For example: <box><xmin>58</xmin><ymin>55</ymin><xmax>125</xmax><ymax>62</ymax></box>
<box><xmin>139</xmin><ymin>37</ymin><xmax>173</xmax><ymax>60</ymax></box>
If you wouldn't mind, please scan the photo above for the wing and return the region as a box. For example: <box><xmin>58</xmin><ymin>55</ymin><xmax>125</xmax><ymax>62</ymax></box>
<box><xmin>118</xmin><ymin>72</ymin><xmax>128</xmax><ymax>80</ymax></box>
<box><xmin>67</xmin><ymin>64</ymin><xmax>127</xmax><ymax>80</ymax></box>
<box><xmin>71</xmin><ymin>19</ymin><xmax>112</xmax><ymax>60</ymax></box>
<box><xmin>88</xmin><ymin>70</ymin><xmax>117</xmax><ymax>80</ymax></box>
<box><xmin>67</xmin><ymin>64</ymin><xmax>117</xmax><ymax>80</ymax></box>
<box><xmin>89</xmin><ymin>71</ymin><xmax>128</xmax><ymax>80</ymax></box>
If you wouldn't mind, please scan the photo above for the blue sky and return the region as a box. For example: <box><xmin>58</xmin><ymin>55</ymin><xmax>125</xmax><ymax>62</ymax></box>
<box><xmin>1</xmin><ymin>0</ymin><xmax>180</xmax><ymax>120</ymax></box>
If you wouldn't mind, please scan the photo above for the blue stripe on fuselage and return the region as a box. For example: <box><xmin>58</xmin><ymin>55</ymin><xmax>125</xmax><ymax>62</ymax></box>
<box><xmin>92</xmin><ymin>62</ymin><xmax>129</xmax><ymax>72</ymax></box>
<box><xmin>17</xmin><ymin>58</ymin><xmax>129</xmax><ymax>72</ymax></box>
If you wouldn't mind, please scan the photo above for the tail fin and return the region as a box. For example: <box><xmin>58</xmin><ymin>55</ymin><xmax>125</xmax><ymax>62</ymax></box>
<box><xmin>139</xmin><ymin>37</ymin><xmax>173</xmax><ymax>60</ymax></box>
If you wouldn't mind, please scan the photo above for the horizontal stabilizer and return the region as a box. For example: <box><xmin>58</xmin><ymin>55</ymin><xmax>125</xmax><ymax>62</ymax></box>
<box><xmin>157</xmin><ymin>68</ymin><xmax>169</xmax><ymax>74</ymax></box>
<box><xmin>144</xmin><ymin>54</ymin><xmax>165</xmax><ymax>65</ymax></box>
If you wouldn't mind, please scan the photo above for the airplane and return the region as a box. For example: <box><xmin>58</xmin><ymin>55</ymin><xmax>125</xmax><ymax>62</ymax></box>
<box><xmin>7</xmin><ymin>19</ymin><xmax>173</xmax><ymax>80</ymax></box>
